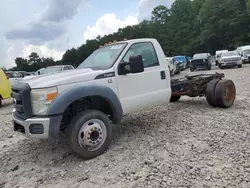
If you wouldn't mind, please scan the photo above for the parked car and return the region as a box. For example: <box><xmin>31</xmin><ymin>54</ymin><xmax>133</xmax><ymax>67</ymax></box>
<box><xmin>17</xmin><ymin>71</ymin><xmax>32</xmax><ymax>77</ymax></box>
<box><xmin>174</xmin><ymin>56</ymin><xmax>189</xmax><ymax>70</ymax></box>
<box><xmin>34</xmin><ymin>68</ymin><xmax>45</xmax><ymax>75</ymax></box>
<box><xmin>239</xmin><ymin>46</ymin><xmax>250</xmax><ymax>64</ymax></box>
<box><xmin>166</xmin><ymin>57</ymin><xmax>180</xmax><ymax>76</ymax></box>
<box><xmin>5</xmin><ymin>71</ymin><xmax>24</xmax><ymax>87</ymax></box>
<box><xmin>43</xmin><ymin>65</ymin><xmax>75</xmax><ymax>75</ymax></box>
<box><xmin>215</xmin><ymin>50</ymin><xmax>228</xmax><ymax>66</ymax></box>
<box><xmin>24</xmin><ymin>65</ymin><xmax>75</xmax><ymax>80</ymax></box>
<box><xmin>0</xmin><ymin>68</ymin><xmax>12</xmax><ymax>106</ymax></box>
<box><xmin>219</xmin><ymin>51</ymin><xmax>242</xmax><ymax>69</ymax></box>
<box><xmin>190</xmin><ymin>53</ymin><xmax>212</xmax><ymax>71</ymax></box>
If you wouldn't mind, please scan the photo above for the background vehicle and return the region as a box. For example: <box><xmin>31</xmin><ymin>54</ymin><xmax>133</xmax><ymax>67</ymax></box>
<box><xmin>12</xmin><ymin>38</ymin><xmax>235</xmax><ymax>160</ymax></box>
<box><xmin>219</xmin><ymin>51</ymin><xmax>242</xmax><ymax>69</ymax></box>
<box><xmin>239</xmin><ymin>46</ymin><xmax>250</xmax><ymax>64</ymax></box>
<box><xmin>236</xmin><ymin>45</ymin><xmax>250</xmax><ymax>55</ymax></box>
<box><xmin>43</xmin><ymin>65</ymin><xmax>75</xmax><ymax>75</ymax></box>
<box><xmin>215</xmin><ymin>50</ymin><xmax>228</xmax><ymax>66</ymax></box>
<box><xmin>190</xmin><ymin>53</ymin><xmax>212</xmax><ymax>71</ymax></box>
<box><xmin>24</xmin><ymin>65</ymin><xmax>75</xmax><ymax>80</ymax></box>
<box><xmin>34</xmin><ymin>68</ymin><xmax>45</xmax><ymax>75</ymax></box>
<box><xmin>0</xmin><ymin>68</ymin><xmax>12</xmax><ymax>106</ymax></box>
<box><xmin>174</xmin><ymin>56</ymin><xmax>188</xmax><ymax>71</ymax></box>
<box><xmin>5</xmin><ymin>71</ymin><xmax>24</xmax><ymax>87</ymax></box>
<box><xmin>17</xmin><ymin>71</ymin><xmax>32</xmax><ymax>77</ymax></box>
<box><xmin>166</xmin><ymin>57</ymin><xmax>180</xmax><ymax>76</ymax></box>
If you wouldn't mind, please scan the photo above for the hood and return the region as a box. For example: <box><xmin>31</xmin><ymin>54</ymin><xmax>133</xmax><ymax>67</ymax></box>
<box><xmin>20</xmin><ymin>68</ymin><xmax>102</xmax><ymax>88</ymax></box>
<box><xmin>221</xmin><ymin>55</ymin><xmax>240</xmax><ymax>59</ymax></box>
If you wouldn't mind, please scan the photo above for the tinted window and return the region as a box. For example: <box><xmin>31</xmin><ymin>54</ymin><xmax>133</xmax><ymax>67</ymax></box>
<box><xmin>123</xmin><ymin>42</ymin><xmax>159</xmax><ymax>68</ymax></box>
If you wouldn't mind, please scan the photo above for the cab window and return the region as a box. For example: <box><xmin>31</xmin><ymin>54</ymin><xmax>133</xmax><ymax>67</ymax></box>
<box><xmin>122</xmin><ymin>42</ymin><xmax>159</xmax><ymax>68</ymax></box>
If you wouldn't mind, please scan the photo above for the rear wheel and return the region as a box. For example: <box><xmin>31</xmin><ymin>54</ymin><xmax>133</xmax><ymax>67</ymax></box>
<box><xmin>207</xmin><ymin>64</ymin><xmax>211</xmax><ymax>70</ymax></box>
<box><xmin>170</xmin><ymin>95</ymin><xmax>181</xmax><ymax>102</ymax></box>
<box><xmin>67</xmin><ymin>110</ymin><xmax>112</xmax><ymax>159</ymax></box>
<box><xmin>176</xmin><ymin>67</ymin><xmax>180</xmax><ymax>74</ymax></box>
<box><xmin>206</xmin><ymin>79</ymin><xmax>220</xmax><ymax>107</ymax></box>
<box><xmin>215</xmin><ymin>79</ymin><xmax>236</xmax><ymax>108</ymax></box>
<box><xmin>0</xmin><ymin>98</ymin><xmax>2</xmax><ymax>107</ymax></box>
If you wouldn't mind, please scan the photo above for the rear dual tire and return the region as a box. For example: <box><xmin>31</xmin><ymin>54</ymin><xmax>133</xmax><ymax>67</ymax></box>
<box><xmin>206</xmin><ymin>79</ymin><xmax>236</xmax><ymax>108</ymax></box>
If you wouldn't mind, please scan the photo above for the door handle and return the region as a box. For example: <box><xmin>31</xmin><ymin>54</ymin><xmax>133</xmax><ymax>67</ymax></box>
<box><xmin>160</xmin><ymin>70</ymin><xmax>166</xmax><ymax>80</ymax></box>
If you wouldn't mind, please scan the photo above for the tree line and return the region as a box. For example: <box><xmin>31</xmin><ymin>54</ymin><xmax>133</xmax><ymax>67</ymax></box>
<box><xmin>6</xmin><ymin>0</ymin><xmax>250</xmax><ymax>71</ymax></box>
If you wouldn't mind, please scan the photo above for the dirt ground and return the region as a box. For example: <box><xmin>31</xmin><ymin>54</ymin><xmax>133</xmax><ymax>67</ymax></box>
<box><xmin>1</xmin><ymin>65</ymin><xmax>250</xmax><ymax>188</ymax></box>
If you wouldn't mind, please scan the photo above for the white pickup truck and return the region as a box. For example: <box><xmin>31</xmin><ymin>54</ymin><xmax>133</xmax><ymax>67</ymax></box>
<box><xmin>12</xmin><ymin>38</ymin><xmax>236</xmax><ymax>159</ymax></box>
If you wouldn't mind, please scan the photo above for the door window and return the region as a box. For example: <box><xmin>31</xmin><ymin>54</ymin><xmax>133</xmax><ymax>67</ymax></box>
<box><xmin>122</xmin><ymin>42</ymin><xmax>159</xmax><ymax>68</ymax></box>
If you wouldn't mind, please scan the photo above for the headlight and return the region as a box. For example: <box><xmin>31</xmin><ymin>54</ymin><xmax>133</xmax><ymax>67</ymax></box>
<box><xmin>31</xmin><ymin>87</ymin><xmax>58</xmax><ymax>115</ymax></box>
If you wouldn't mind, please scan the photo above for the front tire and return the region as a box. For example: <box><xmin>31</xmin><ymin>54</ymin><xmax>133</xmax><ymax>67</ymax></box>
<box><xmin>67</xmin><ymin>110</ymin><xmax>112</xmax><ymax>159</ymax></box>
<box><xmin>170</xmin><ymin>95</ymin><xmax>181</xmax><ymax>102</ymax></box>
<box><xmin>0</xmin><ymin>98</ymin><xmax>2</xmax><ymax>107</ymax></box>
<box><xmin>238</xmin><ymin>64</ymin><xmax>242</xmax><ymax>68</ymax></box>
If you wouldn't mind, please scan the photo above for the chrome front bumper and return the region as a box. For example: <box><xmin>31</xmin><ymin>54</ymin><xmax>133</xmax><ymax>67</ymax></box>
<box><xmin>12</xmin><ymin>109</ymin><xmax>50</xmax><ymax>139</ymax></box>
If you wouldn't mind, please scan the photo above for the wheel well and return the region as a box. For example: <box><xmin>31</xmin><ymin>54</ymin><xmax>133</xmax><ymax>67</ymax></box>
<box><xmin>60</xmin><ymin>96</ymin><xmax>113</xmax><ymax>130</ymax></box>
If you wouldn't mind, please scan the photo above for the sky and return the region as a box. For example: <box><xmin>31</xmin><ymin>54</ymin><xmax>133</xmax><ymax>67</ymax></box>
<box><xmin>0</xmin><ymin>0</ymin><xmax>174</xmax><ymax>69</ymax></box>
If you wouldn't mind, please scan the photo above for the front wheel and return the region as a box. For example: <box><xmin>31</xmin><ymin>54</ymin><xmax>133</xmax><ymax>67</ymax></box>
<box><xmin>67</xmin><ymin>110</ymin><xmax>112</xmax><ymax>159</ymax></box>
<box><xmin>0</xmin><ymin>98</ymin><xmax>2</xmax><ymax>107</ymax></box>
<box><xmin>170</xmin><ymin>95</ymin><xmax>181</xmax><ymax>102</ymax></box>
<box><xmin>238</xmin><ymin>64</ymin><xmax>242</xmax><ymax>68</ymax></box>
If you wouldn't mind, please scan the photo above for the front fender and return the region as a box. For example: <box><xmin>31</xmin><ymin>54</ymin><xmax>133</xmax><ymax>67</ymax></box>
<box><xmin>47</xmin><ymin>84</ymin><xmax>123</xmax><ymax>124</ymax></box>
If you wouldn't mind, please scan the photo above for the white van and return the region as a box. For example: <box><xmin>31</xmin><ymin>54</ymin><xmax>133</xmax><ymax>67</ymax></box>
<box><xmin>236</xmin><ymin>45</ymin><xmax>250</xmax><ymax>55</ymax></box>
<box><xmin>239</xmin><ymin>46</ymin><xmax>250</xmax><ymax>63</ymax></box>
<box><xmin>215</xmin><ymin>50</ymin><xmax>228</xmax><ymax>66</ymax></box>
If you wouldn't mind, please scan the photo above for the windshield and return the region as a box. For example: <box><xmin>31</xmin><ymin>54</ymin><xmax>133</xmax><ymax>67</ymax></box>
<box><xmin>174</xmin><ymin>56</ymin><xmax>185</xmax><ymax>62</ymax></box>
<box><xmin>243</xmin><ymin>49</ymin><xmax>250</xmax><ymax>56</ymax></box>
<box><xmin>221</xmin><ymin>51</ymin><xmax>238</xmax><ymax>57</ymax></box>
<box><xmin>78</xmin><ymin>43</ymin><xmax>127</xmax><ymax>70</ymax></box>
<box><xmin>193</xmin><ymin>54</ymin><xmax>207</xmax><ymax>59</ymax></box>
<box><xmin>43</xmin><ymin>66</ymin><xmax>62</xmax><ymax>74</ymax></box>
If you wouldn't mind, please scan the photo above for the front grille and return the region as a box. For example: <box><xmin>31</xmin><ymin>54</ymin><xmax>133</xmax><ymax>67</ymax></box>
<box><xmin>224</xmin><ymin>58</ymin><xmax>240</xmax><ymax>62</ymax></box>
<box><xmin>12</xmin><ymin>82</ymin><xmax>32</xmax><ymax>120</ymax></box>
<box><xmin>192</xmin><ymin>59</ymin><xmax>204</xmax><ymax>64</ymax></box>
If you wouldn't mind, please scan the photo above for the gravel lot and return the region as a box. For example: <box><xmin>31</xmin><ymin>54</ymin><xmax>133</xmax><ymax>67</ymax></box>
<box><xmin>1</xmin><ymin>65</ymin><xmax>250</xmax><ymax>188</ymax></box>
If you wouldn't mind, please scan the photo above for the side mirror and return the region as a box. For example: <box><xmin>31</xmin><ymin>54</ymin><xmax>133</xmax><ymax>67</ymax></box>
<box><xmin>118</xmin><ymin>55</ymin><xmax>144</xmax><ymax>75</ymax></box>
<box><xmin>128</xmin><ymin>55</ymin><xmax>144</xmax><ymax>73</ymax></box>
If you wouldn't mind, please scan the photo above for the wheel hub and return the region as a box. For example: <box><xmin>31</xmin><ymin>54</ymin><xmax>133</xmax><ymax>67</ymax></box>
<box><xmin>78</xmin><ymin>119</ymin><xmax>105</xmax><ymax>150</ymax></box>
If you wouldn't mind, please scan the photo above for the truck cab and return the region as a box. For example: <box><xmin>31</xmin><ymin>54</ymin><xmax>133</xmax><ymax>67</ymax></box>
<box><xmin>12</xmin><ymin>38</ymin><xmax>171</xmax><ymax>159</ymax></box>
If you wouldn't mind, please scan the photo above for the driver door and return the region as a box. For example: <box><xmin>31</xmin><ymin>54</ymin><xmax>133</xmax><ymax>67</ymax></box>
<box><xmin>116</xmin><ymin>42</ymin><xmax>170</xmax><ymax>115</ymax></box>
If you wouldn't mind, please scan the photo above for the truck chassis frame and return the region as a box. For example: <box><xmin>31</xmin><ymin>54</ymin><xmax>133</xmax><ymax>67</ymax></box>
<box><xmin>170</xmin><ymin>72</ymin><xmax>236</xmax><ymax>108</ymax></box>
